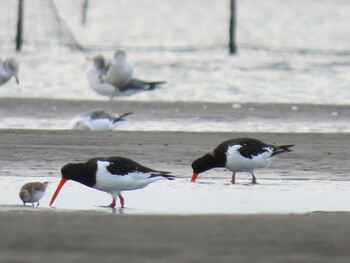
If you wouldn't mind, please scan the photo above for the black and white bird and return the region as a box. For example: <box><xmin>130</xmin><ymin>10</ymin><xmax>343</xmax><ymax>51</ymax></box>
<box><xmin>191</xmin><ymin>138</ymin><xmax>294</xmax><ymax>184</ymax></box>
<box><xmin>86</xmin><ymin>52</ymin><xmax>166</xmax><ymax>100</ymax></box>
<box><xmin>19</xmin><ymin>181</ymin><xmax>49</xmax><ymax>207</ymax></box>
<box><xmin>0</xmin><ymin>57</ymin><xmax>19</xmax><ymax>86</ymax></box>
<box><xmin>70</xmin><ymin>109</ymin><xmax>133</xmax><ymax>130</ymax></box>
<box><xmin>50</xmin><ymin>156</ymin><xmax>174</xmax><ymax>209</ymax></box>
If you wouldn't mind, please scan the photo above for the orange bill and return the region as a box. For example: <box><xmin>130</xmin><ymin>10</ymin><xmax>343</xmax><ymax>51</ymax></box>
<box><xmin>191</xmin><ymin>172</ymin><xmax>198</xmax><ymax>182</ymax></box>
<box><xmin>50</xmin><ymin>178</ymin><xmax>67</xmax><ymax>206</ymax></box>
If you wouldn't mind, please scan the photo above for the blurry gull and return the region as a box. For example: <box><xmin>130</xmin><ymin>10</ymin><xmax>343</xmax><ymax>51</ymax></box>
<box><xmin>70</xmin><ymin>109</ymin><xmax>133</xmax><ymax>130</ymax></box>
<box><xmin>0</xmin><ymin>57</ymin><xmax>19</xmax><ymax>86</ymax></box>
<box><xmin>86</xmin><ymin>52</ymin><xmax>166</xmax><ymax>100</ymax></box>
<box><xmin>86</xmin><ymin>55</ymin><xmax>117</xmax><ymax>98</ymax></box>
<box><xmin>104</xmin><ymin>50</ymin><xmax>134</xmax><ymax>87</ymax></box>
<box><xmin>19</xmin><ymin>181</ymin><xmax>49</xmax><ymax>207</ymax></box>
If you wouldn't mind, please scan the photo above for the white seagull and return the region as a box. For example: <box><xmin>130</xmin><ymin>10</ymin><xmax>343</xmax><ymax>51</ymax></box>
<box><xmin>0</xmin><ymin>57</ymin><xmax>19</xmax><ymax>86</ymax></box>
<box><xmin>70</xmin><ymin>109</ymin><xmax>133</xmax><ymax>131</ymax></box>
<box><xmin>104</xmin><ymin>50</ymin><xmax>134</xmax><ymax>88</ymax></box>
<box><xmin>86</xmin><ymin>51</ymin><xmax>166</xmax><ymax>100</ymax></box>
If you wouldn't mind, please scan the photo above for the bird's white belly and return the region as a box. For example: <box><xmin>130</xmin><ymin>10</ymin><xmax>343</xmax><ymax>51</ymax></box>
<box><xmin>86</xmin><ymin>66</ymin><xmax>118</xmax><ymax>97</ymax></box>
<box><xmin>0</xmin><ymin>71</ymin><xmax>11</xmax><ymax>85</ymax></box>
<box><xmin>31</xmin><ymin>191</ymin><xmax>45</xmax><ymax>203</ymax></box>
<box><xmin>94</xmin><ymin>161</ymin><xmax>161</xmax><ymax>193</ymax></box>
<box><xmin>89</xmin><ymin>79</ymin><xmax>118</xmax><ymax>97</ymax></box>
<box><xmin>105</xmin><ymin>63</ymin><xmax>133</xmax><ymax>87</ymax></box>
<box><xmin>88</xmin><ymin>119</ymin><xmax>114</xmax><ymax>131</ymax></box>
<box><xmin>225</xmin><ymin>145</ymin><xmax>274</xmax><ymax>172</ymax></box>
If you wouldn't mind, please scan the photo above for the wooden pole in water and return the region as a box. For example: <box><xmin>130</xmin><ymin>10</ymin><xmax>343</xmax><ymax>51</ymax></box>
<box><xmin>15</xmin><ymin>0</ymin><xmax>24</xmax><ymax>51</ymax></box>
<box><xmin>229</xmin><ymin>0</ymin><xmax>237</xmax><ymax>55</ymax></box>
<box><xmin>81</xmin><ymin>0</ymin><xmax>89</xmax><ymax>25</ymax></box>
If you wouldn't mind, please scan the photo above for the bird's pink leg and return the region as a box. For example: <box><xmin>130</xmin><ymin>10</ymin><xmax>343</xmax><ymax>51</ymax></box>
<box><xmin>107</xmin><ymin>197</ymin><xmax>116</xmax><ymax>208</ymax></box>
<box><xmin>251</xmin><ymin>173</ymin><xmax>257</xmax><ymax>184</ymax></box>
<box><xmin>231</xmin><ymin>173</ymin><xmax>236</xmax><ymax>184</ymax></box>
<box><xmin>118</xmin><ymin>193</ymin><xmax>125</xmax><ymax>208</ymax></box>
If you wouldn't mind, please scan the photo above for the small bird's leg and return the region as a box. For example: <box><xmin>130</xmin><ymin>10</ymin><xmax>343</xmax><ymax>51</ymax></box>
<box><xmin>231</xmin><ymin>173</ymin><xmax>236</xmax><ymax>184</ymax></box>
<box><xmin>32</xmin><ymin>203</ymin><xmax>34</xmax><ymax>207</ymax></box>
<box><xmin>118</xmin><ymin>193</ymin><xmax>125</xmax><ymax>208</ymax></box>
<box><xmin>251</xmin><ymin>173</ymin><xmax>257</xmax><ymax>184</ymax></box>
<box><xmin>36</xmin><ymin>202</ymin><xmax>40</xmax><ymax>207</ymax></box>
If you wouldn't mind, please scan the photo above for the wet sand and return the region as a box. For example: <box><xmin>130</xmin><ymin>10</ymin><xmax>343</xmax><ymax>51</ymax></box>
<box><xmin>0</xmin><ymin>130</ymin><xmax>349</xmax><ymax>262</ymax></box>
<box><xmin>0</xmin><ymin>129</ymin><xmax>349</xmax><ymax>178</ymax></box>
<box><xmin>0</xmin><ymin>98</ymin><xmax>350</xmax><ymax>261</ymax></box>
<box><xmin>1</xmin><ymin>98</ymin><xmax>349</xmax><ymax>123</ymax></box>
<box><xmin>1</xmin><ymin>210</ymin><xmax>350</xmax><ymax>262</ymax></box>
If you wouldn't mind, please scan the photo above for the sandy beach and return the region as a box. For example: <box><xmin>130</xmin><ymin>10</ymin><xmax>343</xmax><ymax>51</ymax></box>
<box><xmin>0</xmin><ymin>211</ymin><xmax>349</xmax><ymax>263</ymax></box>
<box><xmin>0</xmin><ymin>98</ymin><xmax>350</xmax><ymax>262</ymax></box>
<box><xmin>1</xmin><ymin>0</ymin><xmax>349</xmax><ymax>260</ymax></box>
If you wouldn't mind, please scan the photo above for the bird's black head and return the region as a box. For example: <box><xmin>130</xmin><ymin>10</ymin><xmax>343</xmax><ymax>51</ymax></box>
<box><xmin>61</xmin><ymin>163</ymin><xmax>77</xmax><ymax>180</ymax></box>
<box><xmin>192</xmin><ymin>153</ymin><xmax>216</xmax><ymax>174</ymax></box>
<box><xmin>191</xmin><ymin>153</ymin><xmax>220</xmax><ymax>182</ymax></box>
<box><xmin>60</xmin><ymin>162</ymin><xmax>96</xmax><ymax>187</ymax></box>
<box><xmin>51</xmin><ymin>161</ymin><xmax>97</xmax><ymax>207</ymax></box>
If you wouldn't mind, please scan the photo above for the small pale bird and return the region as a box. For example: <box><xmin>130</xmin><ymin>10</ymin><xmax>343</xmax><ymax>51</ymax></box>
<box><xmin>19</xmin><ymin>181</ymin><xmax>49</xmax><ymax>207</ymax></box>
<box><xmin>0</xmin><ymin>57</ymin><xmax>20</xmax><ymax>86</ymax></box>
<box><xmin>191</xmin><ymin>138</ymin><xmax>294</xmax><ymax>184</ymax></box>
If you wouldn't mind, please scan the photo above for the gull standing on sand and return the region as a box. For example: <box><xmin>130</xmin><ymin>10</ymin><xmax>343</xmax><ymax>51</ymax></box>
<box><xmin>50</xmin><ymin>156</ymin><xmax>174</xmax><ymax>209</ymax></box>
<box><xmin>191</xmin><ymin>138</ymin><xmax>294</xmax><ymax>184</ymax></box>
<box><xmin>19</xmin><ymin>181</ymin><xmax>49</xmax><ymax>207</ymax></box>
<box><xmin>70</xmin><ymin>109</ymin><xmax>133</xmax><ymax>130</ymax></box>
<box><xmin>0</xmin><ymin>57</ymin><xmax>19</xmax><ymax>86</ymax></box>
<box><xmin>86</xmin><ymin>51</ymin><xmax>166</xmax><ymax>100</ymax></box>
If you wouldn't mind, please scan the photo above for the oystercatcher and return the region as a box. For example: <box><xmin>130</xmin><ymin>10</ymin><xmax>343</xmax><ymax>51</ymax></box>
<box><xmin>86</xmin><ymin>52</ymin><xmax>166</xmax><ymax>100</ymax></box>
<box><xmin>50</xmin><ymin>156</ymin><xmax>174</xmax><ymax>208</ymax></box>
<box><xmin>19</xmin><ymin>181</ymin><xmax>49</xmax><ymax>207</ymax></box>
<box><xmin>70</xmin><ymin>109</ymin><xmax>133</xmax><ymax>130</ymax></box>
<box><xmin>191</xmin><ymin>138</ymin><xmax>294</xmax><ymax>184</ymax></box>
<box><xmin>0</xmin><ymin>57</ymin><xmax>19</xmax><ymax>86</ymax></box>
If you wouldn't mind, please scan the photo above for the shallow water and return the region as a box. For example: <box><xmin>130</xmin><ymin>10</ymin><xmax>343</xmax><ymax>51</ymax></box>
<box><xmin>3</xmin><ymin>176</ymin><xmax>350</xmax><ymax>215</ymax></box>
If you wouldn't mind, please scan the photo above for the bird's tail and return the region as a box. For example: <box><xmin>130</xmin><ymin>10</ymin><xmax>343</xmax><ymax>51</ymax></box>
<box><xmin>147</xmin><ymin>81</ymin><xmax>167</xmax><ymax>90</ymax></box>
<box><xmin>271</xmin><ymin>144</ymin><xmax>294</xmax><ymax>157</ymax></box>
<box><xmin>112</xmin><ymin>112</ymin><xmax>134</xmax><ymax>124</ymax></box>
<box><xmin>149</xmin><ymin>171</ymin><xmax>175</xmax><ymax>180</ymax></box>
